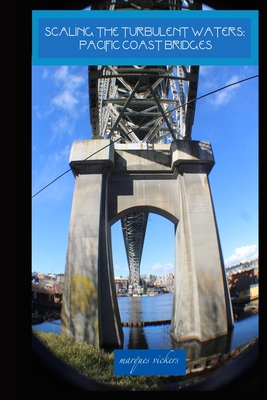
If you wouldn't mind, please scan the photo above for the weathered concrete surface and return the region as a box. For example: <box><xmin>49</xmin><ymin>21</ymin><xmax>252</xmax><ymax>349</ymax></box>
<box><xmin>171</xmin><ymin>139</ymin><xmax>214</xmax><ymax>169</ymax></box>
<box><xmin>61</xmin><ymin>139</ymin><xmax>234</xmax><ymax>348</ymax></box>
<box><xmin>61</xmin><ymin>140</ymin><xmax>123</xmax><ymax>349</ymax></box>
<box><xmin>171</xmin><ymin>171</ymin><xmax>231</xmax><ymax>343</ymax></box>
<box><xmin>114</xmin><ymin>143</ymin><xmax>171</xmax><ymax>172</ymax></box>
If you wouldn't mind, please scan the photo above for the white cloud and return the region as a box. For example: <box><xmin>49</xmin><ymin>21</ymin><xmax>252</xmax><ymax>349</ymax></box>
<box><xmin>53</xmin><ymin>145</ymin><xmax>70</xmax><ymax>163</ymax></box>
<box><xmin>53</xmin><ymin>66</ymin><xmax>85</xmax><ymax>91</ymax></box>
<box><xmin>42</xmin><ymin>68</ymin><xmax>50</xmax><ymax>79</ymax></box>
<box><xmin>114</xmin><ymin>263</ymin><xmax>174</xmax><ymax>279</ymax></box>
<box><xmin>34</xmin><ymin>66</ymin><xmax>88</xmax><ymax>122</ymax></box>
<box><xmin>50</xmin><ymin>66</ymin><xmax>87</xmax><ymax>117</ymax></box>
<box><xmin>199</xmin><ymin>67</ymin><xmax>242</xmax><ymax>107</ymax></box>
<box><xmin>50</xmin><ymin>116</ymin><xmax>74</xmax><ymax>142</ymax></box>
<box><xmin>114</xmin><ymin>264</ymin><xmax>129</xmax><ymax>278</ymax></box>
<box><xmin>211</xmin><ymin>74</ymin><xmax>240</xmax><ymax>106</ymax></box>
<box><xmin>51</xmin><ymin>90</ymin><xmax>79</xmax><ymax>112</ymax></box>
<box><xmin>53</xmin><ymin>65</ymin><xmax>69</xmax><ymax>82</ymax></box>
<box><xmin>224</xmin><ymin>244</ymin><xmax>258</xmax><ymax>267</ymax></box>
<box><xmin>149</xmin><ymin>263</ymin><xmax>173</xmax><ymax>275</ymax></box>
<box><xmin>33</xmin><ymin>104</ymin><xmax>53</xmax><ymax>120</ymax></box>
<box><xmin>32</xmin><ymin>145</ymin><xmax>72</xmax><ymax>201</ymax></box>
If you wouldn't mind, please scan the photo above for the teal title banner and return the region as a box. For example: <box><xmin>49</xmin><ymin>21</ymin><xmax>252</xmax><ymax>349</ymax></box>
<box><xmin>32</xmin><ymin>10</ymin><xmax>258</xmax><ymax>65</ymax></box>
<box><xmin>114</xmin><ymin>349</ymin><xmax>186</xmax><ymax>376</ymax></box>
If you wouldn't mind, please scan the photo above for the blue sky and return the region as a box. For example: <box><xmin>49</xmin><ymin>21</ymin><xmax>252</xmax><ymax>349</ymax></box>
<box><xmin>32</xmin><ymin>64</ymin><xmax>258</xmax><ymax>277</ymax></box>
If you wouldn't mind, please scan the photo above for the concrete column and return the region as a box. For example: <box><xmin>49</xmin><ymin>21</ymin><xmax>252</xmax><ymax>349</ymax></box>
<box><xmin>61</xmin><ymin>140</ymin><xmax>123</xmax><ymax>349</ymax></box>
<box><xmin>171</xmin><ymin>163</ymin><xmax>234</xmax><ymax>343</ymax></box>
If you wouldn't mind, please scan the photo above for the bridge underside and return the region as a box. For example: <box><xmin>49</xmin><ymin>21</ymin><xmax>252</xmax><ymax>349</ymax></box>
<box><xmin>61</xmin><ymin>0</ymin><xmax>234</xmax><ymax>351</ymax></box>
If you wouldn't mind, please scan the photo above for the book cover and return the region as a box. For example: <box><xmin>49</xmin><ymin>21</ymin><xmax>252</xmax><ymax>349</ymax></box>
<box><xmin>31</xmin><ymin>0</ymin><xmax>259</xmax><ymax>391</ymax></box>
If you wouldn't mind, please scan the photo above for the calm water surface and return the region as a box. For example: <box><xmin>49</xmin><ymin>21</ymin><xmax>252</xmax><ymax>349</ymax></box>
<box><xmin>33</xmin><ymin>293</ymin><xmax>258</xmax><ymax>358</ymax></box>
<box><xmin>118</xmin><ymin>292</ymin><xmax>173</xmax><ymax>322</ymax></box>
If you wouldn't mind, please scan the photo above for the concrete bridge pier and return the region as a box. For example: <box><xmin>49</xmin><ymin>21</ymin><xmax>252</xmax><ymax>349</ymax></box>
<box><xmin>61</xmin><ymin>138</ymin><xmax>234</xmax><ymax>349</ymax></box>
<box><xmin>171</xmin><ymin>143</ymin><xmax>234</xmax><ymax>343</ymax></box>
<box><xmin>61</xmin><ymin>140</ymin><xmax>123</xmax><ymax>349</ymax></box>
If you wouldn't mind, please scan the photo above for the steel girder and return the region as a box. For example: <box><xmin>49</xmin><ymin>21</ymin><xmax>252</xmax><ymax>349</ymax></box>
<box><xmin>89</xmin><ymin>65</ymin><xmax>199</xmax><ymax>143</ymax></box>
<box><xmin>88</xmin><ymin>0</ymin><xmax>200</xmax><ymax>288</ymax></box>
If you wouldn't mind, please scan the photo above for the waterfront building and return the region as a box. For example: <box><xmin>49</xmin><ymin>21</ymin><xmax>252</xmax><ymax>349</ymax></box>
<box><xmin>114</xmin><ymin>277</ymin><xmax>129</xmax><ymax>294</ymax></box>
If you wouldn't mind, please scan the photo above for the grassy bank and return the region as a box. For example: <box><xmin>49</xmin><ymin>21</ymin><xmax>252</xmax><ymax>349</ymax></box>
<box><xmin>33</xmin><ymin>330</ymin><xmax>166</xmax><ymax>391</ymax></box>
<box><xmin>33</xmin><ymin>330</ymin><xmax>258</xmax><ymax>391</ymax></box>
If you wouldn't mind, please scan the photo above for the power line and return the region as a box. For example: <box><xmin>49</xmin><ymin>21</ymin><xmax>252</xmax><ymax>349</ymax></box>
<box><xmin>32</xmin><ymin>74</ymin><xmax>258</xmax><ymax>199</ymax></box>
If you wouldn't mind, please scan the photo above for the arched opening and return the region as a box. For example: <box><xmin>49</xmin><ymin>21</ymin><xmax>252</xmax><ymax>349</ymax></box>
<box><xmin>111</xmin><ymin>211</ymin><xmax>175</xmax><ymax>291</ymax></box>
<box><xmin>111</xmin><ymin>211</ymin><xmax>175</xmax><ymax>349</ymax></box>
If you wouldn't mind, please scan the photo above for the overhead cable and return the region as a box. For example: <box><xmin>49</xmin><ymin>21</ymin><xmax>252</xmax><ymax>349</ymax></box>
<box><xmin>32</xmin><ymin>74</ymin><xmax>258</xmax><ymax>199</ymax></box>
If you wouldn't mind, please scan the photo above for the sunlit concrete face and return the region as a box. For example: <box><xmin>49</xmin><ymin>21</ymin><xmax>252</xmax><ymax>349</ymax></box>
<box><xmin>61</xmin><ymin>139</ymin><xmax>234</xmax><ymax>349</ymax></box>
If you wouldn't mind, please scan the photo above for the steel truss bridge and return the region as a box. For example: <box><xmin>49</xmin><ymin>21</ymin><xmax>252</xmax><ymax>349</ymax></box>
<box><xmin>89</xmin><ymin>0</ymin><xmax>201</xmax><ymax>290</ymax></box>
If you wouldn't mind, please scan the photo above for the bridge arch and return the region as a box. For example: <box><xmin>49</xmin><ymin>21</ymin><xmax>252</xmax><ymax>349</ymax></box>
<box><xmin>109</xmin><ymin>205</ymin><xmax>179</xmax><ymax>226</ymax></box>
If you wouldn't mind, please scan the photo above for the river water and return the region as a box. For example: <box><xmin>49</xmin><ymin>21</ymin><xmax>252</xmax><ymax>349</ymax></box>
<box><xmin>32</xmin><ymin>293</ymin><xmax>258</xmax><ymax>359</ymax></box>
